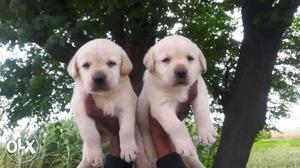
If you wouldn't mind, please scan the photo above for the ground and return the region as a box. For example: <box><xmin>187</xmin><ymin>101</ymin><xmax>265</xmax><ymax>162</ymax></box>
<box><xmin>247</xmin><ymin>139</ymin><xmax>300</xmax><ymax>168</ymax></box>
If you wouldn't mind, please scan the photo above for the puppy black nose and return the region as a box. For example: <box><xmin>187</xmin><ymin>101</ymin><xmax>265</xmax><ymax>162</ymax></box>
<box><xmin>175</xmin><ymin>68</ymin><xmax>187</xmax><ymax>78</ymax></box>
<box><xmin>93</xmin><ymin>74</ymin><xmax>106</xmax><ymax>85</ymax></box>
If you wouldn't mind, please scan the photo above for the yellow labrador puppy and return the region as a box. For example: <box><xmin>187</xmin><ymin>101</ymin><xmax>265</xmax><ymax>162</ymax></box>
<box><xmin>137</xmin><ymin>35</ymin><xmax>217</xmax><ymax>168</ymax></box>
<box><xmin>68</xmin><ymin>39</ymin><xmax>147</xmax><ymax>168</ymax></box>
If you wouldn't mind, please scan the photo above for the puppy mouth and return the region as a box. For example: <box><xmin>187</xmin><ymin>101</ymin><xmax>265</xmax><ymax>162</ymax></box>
<box><xmin>174</xmin><ymin>79</ymin><xmax>188</xmax><ymax>86</ymax></box>
<box><xmin>92</xmin><ymin>84</ymin><xmax>110</xmax><ymax>92</ymax></box>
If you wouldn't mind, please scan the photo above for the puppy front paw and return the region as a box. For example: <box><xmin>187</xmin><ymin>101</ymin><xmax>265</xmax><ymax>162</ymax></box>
<box><xmin>78</xmin><ymin>149</ymin><xmax>103</xmax><ymax>168</ymax></box>
<box><xmin>198</xmin><ymin>126</ymin><xmax>217</xmax><ymax>145</ymax></box>
<box><xmin>120</xmin><ymin>141</ymin><xmax>139</xmax><ymax>163</ymax></box>
<box><xmin>174</xmin><ymin>139</ymin><xmax>197</xmax><ymax>157</ymax></box>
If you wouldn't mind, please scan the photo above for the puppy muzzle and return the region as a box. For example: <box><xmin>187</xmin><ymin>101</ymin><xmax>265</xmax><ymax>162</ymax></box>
<box><xmin>174</xmin><ymin>67</ymin><xmax>188</xmax><ymax>85</ymax></box>
<box><xmin>92</xmin><ymin>74</ymin><xmax>109</xmax><ymax>91</ymax></box>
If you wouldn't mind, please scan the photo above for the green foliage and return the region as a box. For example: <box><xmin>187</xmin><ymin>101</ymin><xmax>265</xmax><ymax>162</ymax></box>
<box><xmin>0</xmin><ymin>0</ymin><xmax>177</xmax><ymax>50</ymax></box>
<box><xmin>0</xmin><ymin>0</ymin><xmax>239</xmax><ymax>127</ymax></box>
<box><xmin>185</xmin><ymin>114</ymin><xmax>221</xmax><ymax>167</ymax></box>
<box><xmin>0</xmin><ymin>118</ymin><xmax>219</xmax><ymax>167</ymax></box>
<box><xmin>197</xmin><ymin>143</ymin><xmax>219</xmax><ymax>168</ymax></box>
<box><xmin>0</xmin><ymin>44</ymin><xmax>72</xmax><ymax>128</ymax></box>
<box><xmin>254</xmin><ymin>130</ymin><xmax>272</xmax><ymax>142</ymax></box>
<box><xmin>0</xmin><ymin>119</ymin><xmax>82</xmax><ymax>168</ymax></box>
<box><xmin>267</xmin><ymin>15</ymin><xmax>300</xmax><ymax>127</ymax></box>
<box><xmin>0</xmin><ymin>0</ymin><xmax>180</xmax><ymax>128</ymax></box>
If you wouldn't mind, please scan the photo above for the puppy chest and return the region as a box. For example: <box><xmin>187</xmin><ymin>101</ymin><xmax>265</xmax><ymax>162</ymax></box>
<box><xmin>162</xmin><ymin>90</ymin><xmax>189</xmax><ymax>103</ymax></box>
<box><xmin>93</xmin><ymin>100</ymin><xmax>119</xmax><ymax>116</ymax></box>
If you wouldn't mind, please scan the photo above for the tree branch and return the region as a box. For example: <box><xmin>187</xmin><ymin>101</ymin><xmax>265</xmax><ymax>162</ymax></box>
<box><xmin>46</xmin><ymin>43</ymin><xmax>76</xmax><ymax>64</ymax></box>
<box><xmin>273</xmin><ymin>0</ymin><xmax>300</xmax><ymax>35</ymax></box>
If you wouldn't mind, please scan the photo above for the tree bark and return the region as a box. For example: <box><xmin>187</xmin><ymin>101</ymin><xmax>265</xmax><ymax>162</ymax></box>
<box><xmin>213</xmin><ymin>1</ymin><xmax>299</xmax><ymax>168</ymax></box>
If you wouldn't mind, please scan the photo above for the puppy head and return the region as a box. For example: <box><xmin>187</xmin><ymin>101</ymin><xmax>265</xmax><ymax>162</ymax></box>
<box><xmin>144</xmin><ymin>35</ymin><xmax>206</xmax><ymax>87</ymax></box>
<box><xmin>67</xmin><ymin>39</ymin><xmax>132</xmax><ymax>93</ymax></box>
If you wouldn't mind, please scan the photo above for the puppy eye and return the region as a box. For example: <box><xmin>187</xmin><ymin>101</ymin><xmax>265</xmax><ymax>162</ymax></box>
<box><xmin>187</xmin><ymin>55</ymin><xmax>194</xmax><ymax>62</ymax></box>
<box><xmin>162</xmin><ymin>57</ymin><xmax>170</xmax><ymax>63</ymax></box>
<box><xmin>82</xmin><ymin>62</ymin><xmax>90</xmax><ymax>69</ymax></box>
<box><xmin>107</xmin><ymin>61</ymin><xmax>116</xmax><ymax>67</ymax></box>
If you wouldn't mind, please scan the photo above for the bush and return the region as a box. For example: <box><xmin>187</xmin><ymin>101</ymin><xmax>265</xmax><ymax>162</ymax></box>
<box><xmin>0</xmin><ymin>119</ymin><xmax>82</xmax><ymax>168</ymax></box>
<box><xmin>0</xmin><ymin>118</ymin><xmax>219</xmax><ymax>167</ymax></box>
<box><xmin>185</xmin><ymin>115</ymin><xmax>220</xmax><ymax>168</ymax></box>
<box><xmin>254</xmin><ymin>130</ymin><xmax>272</xmax><ymax>142</ymax></box>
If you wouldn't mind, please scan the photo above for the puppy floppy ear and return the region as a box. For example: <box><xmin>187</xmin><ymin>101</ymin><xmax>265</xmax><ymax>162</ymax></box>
<box><xmin>197</xmin><ymin>48</ymin><xmax>207</xmax><ymax>74</ymax></box>
<box><xmin>143</xmin><ymin>47</ymin><xmax>155</xmax><ymax>73</ymax></box>
<box><xmin>67</xmin><ymin>55</ymin><xmax>78</xmax><ymax>79</ymax></box>
<box><xmin>120</xmin><ymin>51</ymin><xmax>133</xmax><ymax>76</ymax></box>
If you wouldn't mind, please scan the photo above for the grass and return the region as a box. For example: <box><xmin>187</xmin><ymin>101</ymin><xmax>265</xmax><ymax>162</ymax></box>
<box><xmin>247</xmin><ymin>139</ymin><xmax>300</xmax><ymax>168</ymax></box>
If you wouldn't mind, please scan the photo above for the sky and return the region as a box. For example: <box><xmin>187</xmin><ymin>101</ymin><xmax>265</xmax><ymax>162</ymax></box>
<box><xmin>276</xmin><ymin>104</ymin><xmax>300</xmax><ymax>131</ymax></box>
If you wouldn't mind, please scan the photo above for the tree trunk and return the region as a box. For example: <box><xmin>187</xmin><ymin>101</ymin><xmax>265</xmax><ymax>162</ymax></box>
<box><xmin>119</xmin><ymin>33</ymin><xmax>155</xmax><ymax>94</ymax></box>
<box><xmin>213</xmin><ymin>1</ymin><xmax>299</xmax><ymax>167</ymax></box>
<box><xmin>111</xmin><ymin>32</ymin><xmax>155</xmax><ymax>94</ymax></box>
<box><xmin>213</xmin><ymin>34</ymin><xmax>278</xmax><ymax>168</ymax></box>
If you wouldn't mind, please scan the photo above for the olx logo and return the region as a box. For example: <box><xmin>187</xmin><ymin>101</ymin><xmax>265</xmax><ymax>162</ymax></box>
<box><xmin>5</xmin><ymin>132</ymin><xmax>39</xmax><ymax>163</ymax></box>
